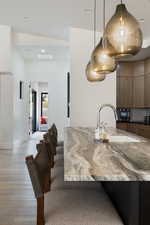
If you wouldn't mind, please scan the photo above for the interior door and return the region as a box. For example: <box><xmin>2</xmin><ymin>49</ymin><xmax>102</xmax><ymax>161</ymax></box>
<box><xmin>32</xmin><ymin>89</ymin><xmax>37</xmax><ymax>133</ymax></box>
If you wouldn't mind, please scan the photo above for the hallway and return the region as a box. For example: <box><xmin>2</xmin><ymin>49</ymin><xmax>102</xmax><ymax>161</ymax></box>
<box><xmin>0</xmin><ymin>133</ymin><xmax>43</xmax><ymax>225</ymax></box>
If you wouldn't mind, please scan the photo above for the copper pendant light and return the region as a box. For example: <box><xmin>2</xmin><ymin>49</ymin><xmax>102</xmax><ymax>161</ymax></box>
<box><xmin>86</xmin><ymin>0</ymin><xmax>106</xmax><ymax>82</ymax></box>
<box><xmin>104</xmin><ymin>0</ymin><xmax>143</xmax><ymax>58</ymax></box>
<box><xmin>91</xmin><ymin>0</ymin><xmax>116</xmax><ymax>74</ymax></box>
<box><xmin>91</xmin><ymin>37</ymin><xmax>117</xmax><ymax>73</ymax></box>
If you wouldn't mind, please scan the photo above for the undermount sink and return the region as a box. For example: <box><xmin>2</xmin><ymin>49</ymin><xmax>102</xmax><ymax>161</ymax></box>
<box><xmin>109</xmin><ymin>136</ymin><xmax>141</xmax><ymax>143</ymax></box>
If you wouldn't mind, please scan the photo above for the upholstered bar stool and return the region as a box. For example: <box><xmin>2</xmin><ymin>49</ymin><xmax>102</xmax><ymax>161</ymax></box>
<box><xmin>36</xmin><ymin>142</ymin><xmax>54</xmax><ymax>168</ymax></box>
<box><xmin>51</xmin><ymin>124</ymin><xmax>64</xmax><ymax>147</ymax></box>
<box><xmin>26</xmin><ymin>155</ymin><xmax>123</xmax><ymax>225</ymax></box>
<box><xmin>26</xmin><ymin>146</ymin><xmax>51</xmax><ymax>225</ymax></box>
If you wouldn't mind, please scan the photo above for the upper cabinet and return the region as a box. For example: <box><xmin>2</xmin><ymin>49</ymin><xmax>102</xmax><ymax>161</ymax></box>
<box><xmin>117</xmin><ymin>63</ymin><xmax>133</xmax><ymax>108</ymax></box>
<box><xmin>144</xmin><ymin>75</ymin><xmax>150</xmax><ymax>107</ymax></box>
<box><xmin>133</xmin><ymin>61</ymin><xmax>144</xmax><ymax>76</ymax></box>
<box><xmin>117</xmin><ymin>63</ymin><xmax>134</xmax><ymax>77</ymax></box>
<box><xmin>144</xmin><ymin>58</ymin><xmax>150</xmax><ymax>75</ymax></box>
<box><xmin>117</xmin><ymin>60</ymin><xmax>148</xmax><ymax>108</ymax></box>
<box><xmin>144</xmin><ymin>58</ymin><xmax>150</xmax><ymax>107</ymax></box>
<box><xmin>133</xmin><ymin>61</ymin><xmax>144</xmax><ymax>108</ymax></box>
<box><xmin>117</xmin><ymin>76</ymin><xmax>133</xmax><ymax>108</ymax></box>
<box><xmin>133</xmin><ymin>75</ymin><xmax>144</xmax><ymax>107</ymax></box>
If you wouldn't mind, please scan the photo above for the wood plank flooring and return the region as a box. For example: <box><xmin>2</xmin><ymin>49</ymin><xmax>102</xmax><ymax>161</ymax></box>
<box><xmin>0</xmin><ymin>133</ymin><xmax>43</xmax><ymax>225</ymax></box>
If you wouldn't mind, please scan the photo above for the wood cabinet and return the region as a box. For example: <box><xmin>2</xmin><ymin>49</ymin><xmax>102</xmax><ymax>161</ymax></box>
<box><xmin>132</xmin><ymin>61</ymin><xmax>144</xmax><ymax>107</ymax></box>
<box><xmin>117</xmin><ymin>76</ymin><xmax>133</xmax><ymax>108</ymax></box>
<box><xmin>117</xmin><ymin>63</ymin><xmax>133</xmax><ymax>108</ymax></box>
<box><xmin>144</xmin><ymin>58</ymin><xmax>150</xmax><ymax>75</ymax></box>
<box><xmin>117</xmin><ymin>122</ymin><xmax>150</xmax><ymax>139</ymax></box>
<box><xmin>133</xmin><ymin>75</ymin><xmax>144</xmax><ymax>108</ymax></box>
<box><xmin>133</xmin><ymin>61</ymin><xmax>144</xmax><ymax>76</ymax></box>
<box><xmin>117</xmin><ymin>61</ymin><xmax>146</xmax><ymax>108</ymax></box>
<box><xmin>144</xmin><ymin>58</ymin><xmax>150</xmax><ymax>107</ymax></box>
<box><xmin>117</xmin><ymin>122</ymin><xmax>128</xmax><ymax>131</ymax></box>
<box><xmin>144</xmin><ymin>74</ymin><xmax>150</xmax><ymax>107</ymax></box>
<box><xmin>118</xmin><ymin>62</ymin><xmax>134</xmax><ymax>77</ymax></box>
<box><xmin>136</xmin><ymin>125</ymin><xmax>150</xmax><ymax>139</ymax></box>
<box><xmin>127</xmin><ymin>123</ymin><xmax>139</xmax><ymax>134</ymax></box>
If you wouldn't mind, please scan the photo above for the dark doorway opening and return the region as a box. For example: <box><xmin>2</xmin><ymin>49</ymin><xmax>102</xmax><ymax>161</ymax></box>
<box><xmin>67</xmin><ymin>72</ymin><xmax>70</xmax><ymax>118</ymax></box>
<box><xmin>32</xmin><ymin>89</ymin><xmax>37</xmax><ymax>133</ymax></box>
<box><xmin>40</xmin><ymin>92</ymin><xmax>48</xmax><ymax>131</ymax></box>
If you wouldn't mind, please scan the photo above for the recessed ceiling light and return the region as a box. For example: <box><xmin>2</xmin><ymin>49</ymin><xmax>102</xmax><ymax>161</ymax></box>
<box><xmin>41</xmin><ymin>49</ymin><xmax>46</xmax><ymax>53</ymax></box>
<box><xmin>37</xmin><ymin>54</ymin><xmax>53</xmax><ymax>60</ymax></box>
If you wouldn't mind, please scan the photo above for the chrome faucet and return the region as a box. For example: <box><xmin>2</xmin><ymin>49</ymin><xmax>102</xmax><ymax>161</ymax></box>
<box><xmin>97</xmin><ymin>104</ymin><xmax>118</xmax><ymax>129</ymax></box>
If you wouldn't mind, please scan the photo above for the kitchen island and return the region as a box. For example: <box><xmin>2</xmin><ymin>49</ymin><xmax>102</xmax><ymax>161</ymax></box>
<box><xmin>64</xmin><ymin>127</ymin><xmax>150</xmax><ymax>225</ymax></box>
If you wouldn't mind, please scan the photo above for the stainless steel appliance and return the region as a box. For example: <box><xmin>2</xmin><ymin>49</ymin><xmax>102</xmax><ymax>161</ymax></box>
<box><xmin>117</xmin><ymin>108</ymin><xmax>130</xmax><ymax>122</ymax></box>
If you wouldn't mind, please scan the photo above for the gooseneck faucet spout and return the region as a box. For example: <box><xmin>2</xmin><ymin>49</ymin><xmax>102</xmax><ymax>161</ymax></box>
<box><xmin>97</xmin><ymin>104</ymin><xmax>118</xmax><ymax>129</ymax></box>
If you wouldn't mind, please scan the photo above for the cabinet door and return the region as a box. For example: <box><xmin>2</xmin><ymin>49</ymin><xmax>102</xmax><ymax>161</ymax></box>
<box><xmin>133</xmin><ymin>76</ymin><xmax>144</xmax><ymax>108</ymax></box>
<box><xmin>127</xmin><ymin>124</ymin><xmax>139</xmax><ymax>135</ymax></box>
<box><xmin>118</xmin><ymin>63</ymin><xmax>134</xmax><ymax>77</ymax></box>
<box><xmin>137</xmin><ymin>126</ymin><xmax>150</xmax><ymax>139</ymax></box>
<box><xmin>133</xmin><ymin>61</ymin><xmax>144</xmax><ymax>76</ymax></box>
<box><xmin>116</xmin><ymin>75</ymin><xmax>120</xmax><ymax>107</ymax></box>
<box><xmin>118</xmin><ymin>77</ymin><xmax>133</xmax><ymax>108</ymax></box>
<box><xmin>145</xmin><ymin>75</ymin><xmax>150</xmax><ymax>107</ymax></box>
<box><xmin>117</xmin><ymin>123</ymin><xmax>128</xmax><ymax>131</ymax></box>
<box><xmin>144</xmin><ymin>58</ymin><xmax>150</xmax><ymax>75</ymax></box>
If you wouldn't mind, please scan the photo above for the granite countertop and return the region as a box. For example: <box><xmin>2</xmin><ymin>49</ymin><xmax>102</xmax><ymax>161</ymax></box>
<box><xmin>64</xmin><ymin>127</ymin><xmax>150</xmax><ymax>181</ymax></box>
<box><xmin>117</xmin><ymin>121</ymin><xmax>145</xmax><ymax>125</ymax></box>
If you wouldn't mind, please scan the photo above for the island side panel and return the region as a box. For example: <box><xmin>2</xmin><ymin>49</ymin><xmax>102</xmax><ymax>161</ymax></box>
<box><xmin>140</xmin><ymin>182</ymin><xmax>150</xmax><ymax>225</ymax></box>
<box><xmin>102</xmin><ymin>182</ymin><xmax>140</xmax><ymax>225</ymax></box>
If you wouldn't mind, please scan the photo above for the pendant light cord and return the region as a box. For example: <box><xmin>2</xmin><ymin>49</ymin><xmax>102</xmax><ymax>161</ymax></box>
<box><xmin>103</xmin><ymin>0</ymin><xmax>105</xmax><ymax>33</ymax></box>
<box><xmin>94</xmin><ymin>0</ymin><xmax>96</xmax><ymax>48</ymax></box>
<box><xmin>102</xmin><ymin>0</ymin><xmax>106</xmax><ymax>48</ymax></box>
<box><xmin>121</xmin><ymin>0</ymin><xmax>123</xmax><ymax>4</ymax></box>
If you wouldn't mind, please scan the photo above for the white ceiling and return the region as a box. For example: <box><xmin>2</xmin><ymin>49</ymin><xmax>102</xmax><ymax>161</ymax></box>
<box><xmin>1</xmin><ymin>0</ymin><xmax>150</xmax><ymax>61</ymax></box>
<box><xmin>17</xmin><ymin>45</ymin><xmax>70</xmax><ymax>61</ymax></box>
<box><xmin>0</xmin><ymin>0</ymin><xmax>150</xmax><ymax>41</ymax></box>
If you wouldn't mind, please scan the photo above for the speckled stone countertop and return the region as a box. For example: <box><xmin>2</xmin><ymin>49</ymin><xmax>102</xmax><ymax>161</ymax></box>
<box><xmin>64</xmin><ymin>127</ymin><xmax>150</xmax><ymax>181</ymax></box>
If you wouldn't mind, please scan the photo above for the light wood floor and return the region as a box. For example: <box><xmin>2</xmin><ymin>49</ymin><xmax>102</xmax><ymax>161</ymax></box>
<box><xmin>0</xmin><ymin>133</ymin><xmax>43</xmax><ymax>225</ymax></box>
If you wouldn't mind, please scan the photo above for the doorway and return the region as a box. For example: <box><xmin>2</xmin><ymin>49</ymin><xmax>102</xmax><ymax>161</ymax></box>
<box><xmin>40</xmin><ymin>92</ymin><xmax>48</xmax><ymax>131</ymax></box>
<box><xmin>32</xmin><ymin>89</ymin><xmax>37</xmax><ymax>133</ymax></box>
<box><xmin>29</xmin><ymin>82</ymin><xmax>48</xmax><ymax>134</ymax></box>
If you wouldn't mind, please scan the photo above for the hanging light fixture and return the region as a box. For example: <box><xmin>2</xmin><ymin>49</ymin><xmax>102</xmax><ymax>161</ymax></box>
<box><xmin>104</xmin><ymin>0</ymin><xmax>143</xmax><ymax>58</ymax></box>
<box><xmin>86</xmin><ymin>0</ymin><xmax>106</xmax><ymax>82</ymax></box>
<box><xmin>86</xmin><ymin>62</ymin><xmax>105</xmax><ymax>82</ymax></box>
<box><xmin>91</xmin><ymin>0</ymin><xmax>116</xmax><ymax>74</ymax></box>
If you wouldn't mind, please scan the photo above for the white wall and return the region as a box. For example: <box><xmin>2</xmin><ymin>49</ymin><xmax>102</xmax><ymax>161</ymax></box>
<box><xmin>0</xmin><ymin>25</ymin><xmax>12</xmax><ymax>72</ymax></box>
<box><xmin>26</xmin><ymin>60</ymin><xmax>69</xmax><ymax>140</ymax></box>
<box><xmin>0</xmin><ymin>74</ymin><xmax>13</xmax><ymax>149</ymax></box>
<box><xmin>12</xmin><ymin>48</ymin><xmax>29</xmax><ymax>146</ymax></box>
<box><xmin>0</xmin><ymin>25</ymin><xmax>13</xmax><ymax>149</ymax></box>
<box><xmin>70</xmin><ymin>28</ymin><xmax>116</xmax><ymax>128</ymax></box>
